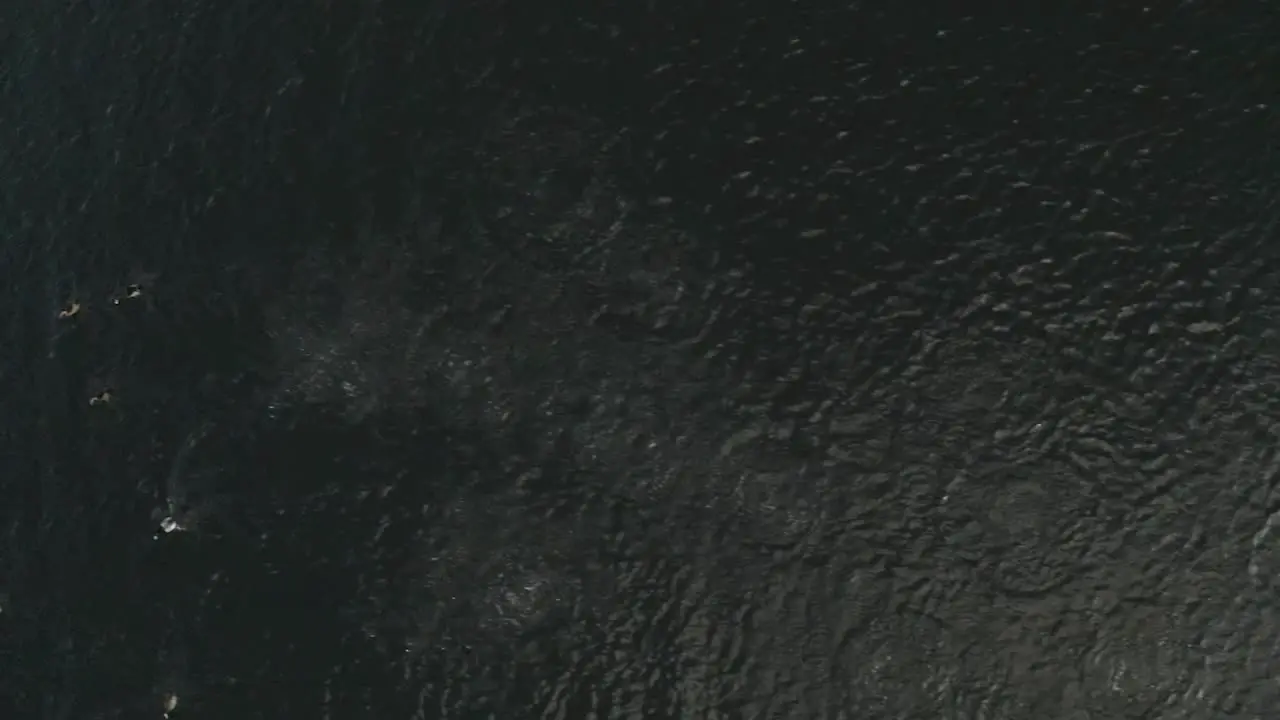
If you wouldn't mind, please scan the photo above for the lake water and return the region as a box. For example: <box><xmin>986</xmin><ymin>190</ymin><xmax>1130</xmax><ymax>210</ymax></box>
<box><xmin>3</xmin><ymin>2</ymin><xmax>1280</xmax><ymax>718</ymax></box>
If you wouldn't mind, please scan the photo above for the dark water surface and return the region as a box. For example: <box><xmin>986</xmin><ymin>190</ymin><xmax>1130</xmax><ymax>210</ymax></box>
<box><xmin>3</xmin><ymin>2</ymin><xmax>1280</xmax><ymax>718</ymax></box>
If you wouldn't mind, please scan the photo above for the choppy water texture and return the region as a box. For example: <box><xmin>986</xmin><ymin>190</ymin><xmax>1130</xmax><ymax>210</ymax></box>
<box><xmin>3</xmin><ymin>2</ymin><xmax>1280</xmax><ymax>718</ymax></box>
